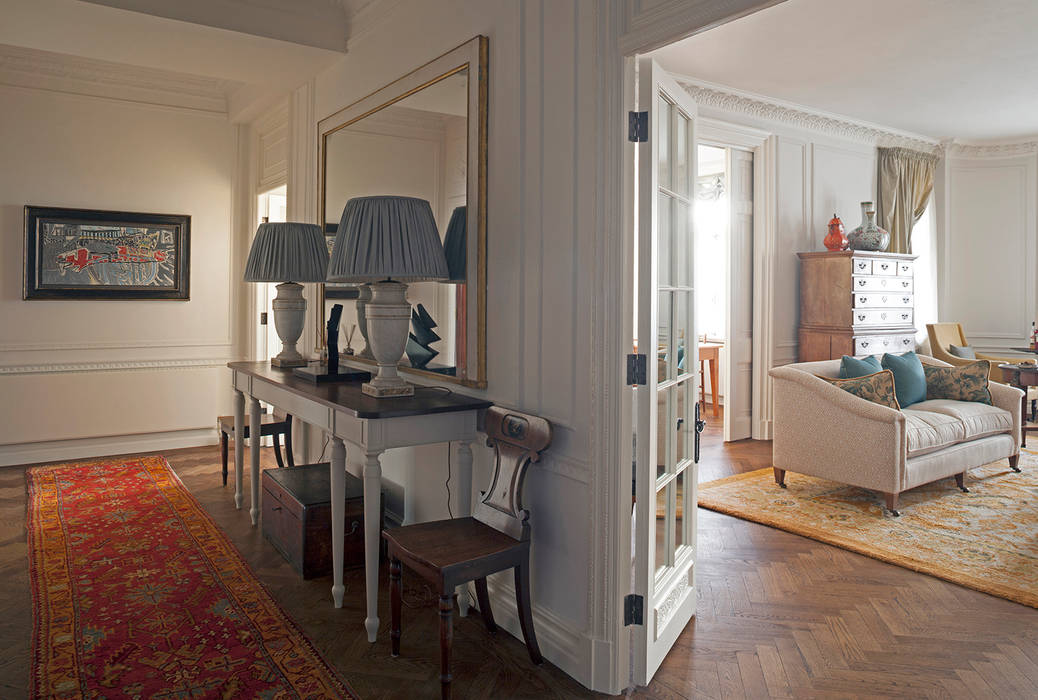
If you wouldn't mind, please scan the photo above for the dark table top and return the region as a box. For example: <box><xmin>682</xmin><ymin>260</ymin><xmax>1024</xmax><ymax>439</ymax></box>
<box><xmin>1011</xmin><ymin>347</ymin><xmax>1038</xmax><ymax>354</ymax></box>
<box><xmin>228</xmin><ymin>362</ymin><xmax>492</xmax><ymax>420</ymax></box>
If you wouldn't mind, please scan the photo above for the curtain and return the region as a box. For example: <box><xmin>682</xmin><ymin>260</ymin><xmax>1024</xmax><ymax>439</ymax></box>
<box><xmin>877</xmin><ymin>147</ymin><xmax>939</xmax><ymax>254</ymax></box>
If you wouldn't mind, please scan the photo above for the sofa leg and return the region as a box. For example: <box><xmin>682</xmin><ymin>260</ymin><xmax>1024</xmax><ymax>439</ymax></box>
<box><xmin>773</xmin><ymin>468</ymin><xmax>787</xmax><ymax>488</ymax></box>
<box><xmin>954</xmin><ymin>471</ymin><xmax>969</xmax><ymax>493</ymax></box>
<box><xmin>883</xmin><ymin>492</ymin><xmax>900</xmax><ymax>517</ymax></box>
<box><xmin>1009</xmin><ymin>455</ymin><xmax>1021</xmax><ymax>473</ymax></box>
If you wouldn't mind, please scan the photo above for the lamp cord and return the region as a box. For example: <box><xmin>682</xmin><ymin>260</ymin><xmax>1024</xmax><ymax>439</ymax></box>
<box><xmin>445</xmin><ymin>443</ymin><xmax>453</xmax><ymax>519</ymax></box>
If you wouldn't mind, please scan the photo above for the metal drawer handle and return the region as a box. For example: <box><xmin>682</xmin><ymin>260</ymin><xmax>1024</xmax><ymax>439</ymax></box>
<box><xmin>882</xmin><ymin>296</ymin><xmax>888</xmax><ymax>302</ymax></box>
<box><xmin>881</xmin><ymin>312</ymin><xmax>887</xmax><ymax>320</ymax></box>
<box><xmin>902</xmin><ymin>313</ymin><xmax>909</xmax><ymax>320</ymax></box>
<box><xmin>861</xmin><ymin>341</ymin><xmax>870</xmax><ymax>348</ymax></box>
<box><xmin>858</xmin><ymin>279</ymin><xmax>866</xmax><ymax>286</ymax></box>
<box><xmin>903</xmin><ymin>297</ymin><xmax>910</xmax><ymax>303</ymax></box>
<box><xmin>859</xmin><ymin>297</ymin><xmax>867</xmax><ymax>304</ymax></box>
<box><xmin>880</xmin><ymin>263</ymin><xmax>889</xmax><ymax>270</ymax></box>
<box><xmin>903</xmin><ymin>339</ymin><xmax>911</xmax><ymax>345</ymax></box>
<box><xmin>902</xmin><ymin>281</ymin><xmax>910</xmax><ymax>287</ymax></box>
<box><xmin>858</xmin><ymin>314</ymin><xmax>866</xmax><ymax>321</ymax></box>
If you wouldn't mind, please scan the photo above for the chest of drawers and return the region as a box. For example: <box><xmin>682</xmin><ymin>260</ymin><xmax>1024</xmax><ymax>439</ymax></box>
<box><xmin>797</xmin><ymin>250</ymin><xmax>917</xmax><ymax>362</ymax></box>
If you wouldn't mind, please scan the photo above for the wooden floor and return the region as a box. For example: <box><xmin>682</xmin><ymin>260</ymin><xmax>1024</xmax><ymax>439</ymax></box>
<box><xmin>1</xmin><ymin>404</ymin><xmax>1036</xmax><ymax>698</ymax></box>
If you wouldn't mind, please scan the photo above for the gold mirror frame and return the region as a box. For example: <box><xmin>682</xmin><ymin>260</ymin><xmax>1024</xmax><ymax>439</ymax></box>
<box><xmin>315</xmin><ymin>36</ymin><xmax>488</xmax><ymax>389</ymax></box>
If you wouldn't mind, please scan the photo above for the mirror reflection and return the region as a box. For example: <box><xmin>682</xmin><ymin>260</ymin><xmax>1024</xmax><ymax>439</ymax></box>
<box><xmin>323</xmin><ymin>68</ymin><xmax>469</xmax><ymax>379</ymax></box>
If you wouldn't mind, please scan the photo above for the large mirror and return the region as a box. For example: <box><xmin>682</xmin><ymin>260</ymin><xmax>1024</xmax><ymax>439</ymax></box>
<box><xmin>317</xmin><ymin>36</ymin><xmax>487</xmax><ymax>389</ymax></box>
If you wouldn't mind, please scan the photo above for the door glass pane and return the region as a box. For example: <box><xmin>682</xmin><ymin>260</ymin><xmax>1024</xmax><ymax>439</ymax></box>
<box><xmin>674</xmin><ymin>110</ymin><xmax>689</xmax><ymax>197</ymax></box>
<box><xmin>674</xmin><ymin>470</ymin><xmax>685</xmax><ymax>554</ymax></box>
<box><xmin>656</xmin><ymin>387</ymin><xmax>672</xmax><ymax>479</ymax></box>
<box><xmin>673</xmin><ymin>291</ymin><xmax>689</xmax><ymax>380</ymax></box>
<box><xmin>658</xmin><ymin>291</ymin><xmax>672</xmax><ymax>382</ymax></box>
<box><xmin>673</xmin><ymin>198</ymin><xmax>691</xmax><ymax>288</ymax></box>
<box><xmin>658</xmin><ymin>93</ymin><xmax>671</xmax><ymax>191</ymax></box>
<box><xmin>655</xmin><ymin>483</ymin><xmax>671</xmax><ymax>575</ymax></box>
<box><xmin>675</xmin><ymin>379</ymin><xmax>689</xmax><ymax>466</ymax></box>
<box><xmin>658</xmin><ymin>192</ymin><xmax>672</xmax><ymax>287</ymax></box>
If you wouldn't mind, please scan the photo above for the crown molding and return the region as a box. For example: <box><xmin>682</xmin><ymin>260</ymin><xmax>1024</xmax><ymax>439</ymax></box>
<box><xmin>344</xmin><ymin>0</ymin><xmax>406</xmax><ymax>50</ymax></box>
<box><xmin>944</xmin><ymin>140</ymin><xmax>1038</xmax><ymax>159</ymax></box>
<box><xmin>0</xmin><ymin>43</ymin><xmax>239</xmax><ymax>114</ymax></box>
<box><xmin>673</xmin><ymin>75</ymin><xmax>942</xmax><ymax>154</ymax></box>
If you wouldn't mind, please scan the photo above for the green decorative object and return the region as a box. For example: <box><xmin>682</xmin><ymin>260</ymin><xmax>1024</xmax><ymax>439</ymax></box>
<box><xmin>881</xmin><ymin>351</ymin><xmax>927</xmax><ymax>408</ymax></box>
<box><xmin>924</xmin><ymin>360</ymin><xmax>992</xmax><ymax>405</ymax></box>
<box><xmin>818</xmin><ymin>370</ymin><xmax>901</xmax><ymax>410</ymax></box>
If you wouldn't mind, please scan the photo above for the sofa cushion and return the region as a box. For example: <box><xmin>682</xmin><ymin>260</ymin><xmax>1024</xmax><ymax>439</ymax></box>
<box><xmin>924</xmin><ymin>360</ymin><xmax>992</xmax><ymax>404</ymax></box>
<box><xmin>882</xmin><ymin>351</ymin><xmax>927</xmax><ymax>407</ymax></box>
<box><xmin>839</xmin><ymin>354</ymin><xmax>882</xmax><ymax>378</ymax></box>
<box><xmin>817</xmin><ymin>369</ymin><xmax>900</xmax><ymax>410</ymax></box>
<box><xmin>902</xmin><ymin>406</ymin><xmax>967</xmax><ymax>457</ymax></box>
<box><xmin>915</xmin><ymin>399</ymin><xmax>1013</xmax><ymax>441</ymax></box>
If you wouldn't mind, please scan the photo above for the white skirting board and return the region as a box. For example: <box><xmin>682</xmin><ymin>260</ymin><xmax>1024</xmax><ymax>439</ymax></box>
<box><xmin>0</xmin><ymin>428</ymin><xmax>219</xmax><ymax>468</ymax></box>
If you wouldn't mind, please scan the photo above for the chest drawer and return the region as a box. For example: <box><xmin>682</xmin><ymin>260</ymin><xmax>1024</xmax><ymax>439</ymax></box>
<box><xmin>896</xmin><ymin>260</ymin><xmax>913</xmax><ymax>275</ymax></box>
<box><xmin>853</xmin><ymin>275</ymin><xmax>914</xmax><ymax>293</ymax></box>
<box><xmin>853</xmin><ymin>292</ymin><xmax>914</xmax><ymax>309</ymax></box>
<box><xmin>854</xmin><ymin>333</ymin><xmax>916</xmax><ymax>355</ymax></box>
<box><xmin>853</xmin><ymin>308</ymin><xmax>913</xmax><ymax>327</ymax></box>
<box><xmin>852</xmin><ymin>258</ymin><xmax>873</xmax><ymax>275</ymax></box>
<box><xmin>871</xmin><ymin>259</ymin><xmax>897</xmax><ymax>276</ymax></box>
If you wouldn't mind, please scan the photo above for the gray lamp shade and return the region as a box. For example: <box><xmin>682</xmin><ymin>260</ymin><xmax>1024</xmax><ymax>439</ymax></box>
<box><xmin>327</xmin><ymin>196</ymin><xmax>449</xmax><ymax>282</ymax></box>
<box><xmin>443</xmin><ymin>205</ymin><xmax>466</xmax><ymax>282</ymax></box>
<box><xmin>243</xmin><ymin>222</ymin><xmax>329</xmax><ymax>282</ymax></box>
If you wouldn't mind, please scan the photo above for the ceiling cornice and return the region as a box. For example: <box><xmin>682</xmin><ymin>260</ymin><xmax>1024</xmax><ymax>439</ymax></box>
<box><xmin>674</xmin><ymin>75</ymin><xmax>942</xmax><ymax>154</ymax></box>
<box><xmin>944</xmin><ymin>140</ymin><xmax>1038</xmax><ymax>159</ymax></box>
<box><xmin>0</xmin><ymin>43</ymin><xmax>238</xmax><ymax>114</ymax></box>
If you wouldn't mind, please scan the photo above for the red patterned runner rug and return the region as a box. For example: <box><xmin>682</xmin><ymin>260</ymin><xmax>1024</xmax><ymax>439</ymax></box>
<box><xmin>27</xmin><ymin>455</ymin><xmax>356</xmax><ymax>698</ymax></box>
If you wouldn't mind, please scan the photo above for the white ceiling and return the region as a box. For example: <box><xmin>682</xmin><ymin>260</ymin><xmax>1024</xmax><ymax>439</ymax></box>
<box><xmin>650</xmin><ymin>0</ymin><xmax>1038</xmax><ymax>143</ymax></box>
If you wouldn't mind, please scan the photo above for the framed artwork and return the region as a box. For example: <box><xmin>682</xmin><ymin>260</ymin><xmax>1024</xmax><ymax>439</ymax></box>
<box><xmin>323</xmin><ymin>234</ymin><xmax>359</xmax><ymax>300</ymax></box>
<box><xmin>23</xmin><ymin>206</ymin><xmax>190</xmax><ymax>300</ymax></box>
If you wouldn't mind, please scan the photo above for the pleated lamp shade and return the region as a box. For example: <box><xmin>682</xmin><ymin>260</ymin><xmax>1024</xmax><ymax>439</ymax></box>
<box><xmin>243</xmin><ymin>222</ymin><xmax>329</xmax><ymax>282</ymax></box>
<box><xmin>327</xmin><ymin>196</ymin><xmax>449</xmax><ymax>282</ymax></box>
<box><xmin>442</xmin><ymin>205</ymin><xmax>467</xmax><ymax>282</ymax></box>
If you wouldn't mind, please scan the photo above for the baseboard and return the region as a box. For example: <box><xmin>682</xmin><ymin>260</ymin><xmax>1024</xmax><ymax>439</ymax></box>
<box><xmin>480</xmin><ymin>576</ymin><xmax>593</xmax><ymax>690</ymax></box>
<box><xmin>0</xmin><ymin>428</ymin><xmax>219</xmax><ymax>468</ymax></box>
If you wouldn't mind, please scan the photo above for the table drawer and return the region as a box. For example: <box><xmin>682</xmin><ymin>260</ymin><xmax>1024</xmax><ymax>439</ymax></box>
<box><xmin>853</xmin><ymin>275</ymin><xmax>913</xmax><ymax>293</ymax></box>
<box><xmin>853</xmin><ymin>292</ymin><xmax>914</xmax><ymax>308</ymax></box>
<box><xmin>854</xmin><ymin>333</ymin><xmax>916</xmax><ymax>355</ymax></box>
<box><xmin>853</xmin><ymin>308</ymin><xmax>914</xmax><ymax>327</ymax></box>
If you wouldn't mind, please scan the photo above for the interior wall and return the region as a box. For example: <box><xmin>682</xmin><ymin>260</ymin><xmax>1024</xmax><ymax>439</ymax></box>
<box><xmin>0</xmin><ymin>84</ymin><xmax>237</xmax><ymax>466</ymax></box>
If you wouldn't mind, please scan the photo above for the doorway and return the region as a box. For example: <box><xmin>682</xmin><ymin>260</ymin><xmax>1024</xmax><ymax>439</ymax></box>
<box><xmin>255</xmin><ymin>184</ymin><xmax>287</xmax><ymax>361</ymax></box>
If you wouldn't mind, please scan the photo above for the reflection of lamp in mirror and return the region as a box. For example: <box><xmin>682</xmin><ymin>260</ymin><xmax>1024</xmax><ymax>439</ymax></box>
<box><xmin>443</xmin><ymin>205</ymin><xmax>466</xmax><ymax>282</ymax></box>
<box><xmin>328</xmin><ymin>196</ymin><xmax>448</xmax><ymax>397</ymax></box>
<box><xmin>243</xmin><ymin>222</ymin><xmax>328</xmax><ymax>367</ymax></box>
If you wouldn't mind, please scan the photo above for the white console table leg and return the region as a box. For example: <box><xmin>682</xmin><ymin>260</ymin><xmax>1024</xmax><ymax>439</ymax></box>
<box><xmin>330</xmin><ymin>438</ymin><xmax>347</xmax><ymax>608</ymax></box>
<box><xmin>363</xmin><ymin>449</ymin><xmax>383</xmax><ymax>642</ymax></box>
<box><xmin>455</xmin><ymin>440</ymin><xmax>474</xmax><ymax>617</ymax></box>
<box><xmin>249</xmin><ymin>396</ymin><xmax>261</xmax><ymax>526</ymax></box>
<box><xmin>233</xmin><ymin>389</ymin><xmax>244</xmax><ymax>509</ymax></box>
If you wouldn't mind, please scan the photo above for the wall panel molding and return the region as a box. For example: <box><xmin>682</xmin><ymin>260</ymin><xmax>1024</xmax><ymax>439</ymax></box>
<box><xmin>0</xmin><ymin>358</ymin><xmax>231</xmax><ymax>376</ymax></box>
<box><xmin>0</xmin><ymin>428</ymin><xmax>219</xmax><ymax>469</ymax></box>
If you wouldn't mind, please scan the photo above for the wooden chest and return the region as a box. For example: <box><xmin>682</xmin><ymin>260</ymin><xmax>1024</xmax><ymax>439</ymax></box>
<box><xmin>797</xmin><ymin>250</ymin><xmax>918</xmax><ymax>361</ymax></box>
<box><xmin>261</xmin><ymin>463</ymin><xmax>381</xmax><ymax>579</ymax></box>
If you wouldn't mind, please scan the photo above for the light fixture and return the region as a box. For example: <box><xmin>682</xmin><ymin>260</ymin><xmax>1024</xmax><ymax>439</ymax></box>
<box><xmin>327</xmin><ymin>196</ymin><xmax>448</xmax><ymax>397</ymax></box>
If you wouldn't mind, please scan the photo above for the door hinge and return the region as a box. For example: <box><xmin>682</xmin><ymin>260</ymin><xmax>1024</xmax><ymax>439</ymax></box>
<box><xmin>624</xmin><ymin>594</ymin><xmax>644</xmax><ymax>626</ymax></box>
<box><xmin>259</xmin><ymin>312</ymin><xmax>268</xmax><ymax>325</ymax></box>
<box><xmin>626</xmin><ymin>353</ymin><xmax>647</xmax><ymax>386</ymax></box>
<box><xmin>628</xmin><ymin>111</ymin><xmax>648</xmax><ymax>142</ymax></box>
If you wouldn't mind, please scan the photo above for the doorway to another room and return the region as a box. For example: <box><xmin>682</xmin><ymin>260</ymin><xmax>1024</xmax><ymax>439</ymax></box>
<box><xmin>255</xmin><ymin>185</ymin><xmax>287</xmax><ymax>362</ymax></box>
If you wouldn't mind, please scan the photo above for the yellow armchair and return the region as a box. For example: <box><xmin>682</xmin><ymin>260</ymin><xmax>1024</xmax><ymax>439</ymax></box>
<box><xmin>926</xmin><ymin>322</ymin><xmax>1033</xmax><ymax>382</ymax></box>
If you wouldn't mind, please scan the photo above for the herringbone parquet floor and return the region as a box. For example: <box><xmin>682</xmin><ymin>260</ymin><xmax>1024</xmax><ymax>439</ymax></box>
<box><xmin>1</xmin><ymin>406</ymin><xmax>1036</xmax><ymax>698</ymax></box>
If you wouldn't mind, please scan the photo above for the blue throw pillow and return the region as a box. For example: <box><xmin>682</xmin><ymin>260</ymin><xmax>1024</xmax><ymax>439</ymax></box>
<box><xmin>881</xmin><ymin>351</ymin><xmax>927</xmax><ymax>407</ymax></box>
<box><xmin>839</xmin><ymin>354</ymin><xmax>882</xmax><ymax>379</ymax></box>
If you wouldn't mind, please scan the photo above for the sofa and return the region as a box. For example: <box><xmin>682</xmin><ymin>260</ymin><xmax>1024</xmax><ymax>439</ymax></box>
<box><xmin>769</xmin><ymin>355</ymin><xmax>1022</xmax><ymax>515</ymax></box>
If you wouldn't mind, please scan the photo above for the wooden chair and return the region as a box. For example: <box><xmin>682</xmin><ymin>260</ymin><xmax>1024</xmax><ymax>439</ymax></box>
<box><xmin>382</xmin><ymin>406</ymin><xmax>552</xmax><ymax>699</ymax></box>
<box><xmin>216</xmin><ymin>412</ymin><xmax>294</xmax><ymax>485</ymax></box>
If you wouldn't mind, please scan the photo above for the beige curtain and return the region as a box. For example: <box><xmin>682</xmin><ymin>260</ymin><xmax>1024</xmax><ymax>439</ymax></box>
<box><xmin>877</xmin><ymin>147</ymin><xmax>938</xmax><ymax>254</ymax></box>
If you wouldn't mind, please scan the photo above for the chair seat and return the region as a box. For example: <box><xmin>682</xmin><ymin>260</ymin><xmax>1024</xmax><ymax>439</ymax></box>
<box><xmin>382</xmin><ymin>517</ymin><xmax>523</xmax><ymax>573</ymax></box>
<box><xmin>217</xmin><ymin>414</ymin><xmax>287</xmax><ymax>435</ymax></box>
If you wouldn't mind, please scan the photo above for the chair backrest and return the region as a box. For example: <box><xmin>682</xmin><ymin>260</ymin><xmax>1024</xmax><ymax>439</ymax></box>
<box><xmin>926</xmin><ymin>323</ymin><xmax>970</xmax><ymax>365</ymax></box>
<box><xmin>473</xmin><ymin>406</ymin><xmax>552</xmax><ymax>541</ymax></box>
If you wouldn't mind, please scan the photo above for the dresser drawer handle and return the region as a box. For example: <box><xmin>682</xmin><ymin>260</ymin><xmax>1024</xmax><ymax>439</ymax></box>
<box><xmin>861</xmin><ymin>341</ymin><xmax>870</xmax><ymax>348</ymax></box>
<box><xmin>858</xmin><ymin>314</ymin><xmax>866</xmax><ymax>321</ymax></box>
<box><xmin>857</xmin><ymin>262</ymin><xmax>867</xmax><ymax>270</ymax></box>
<box><xmin>858</xmin><ymin>279</ymin><xmax>866</xmax><ymax>286</ymax></box>
<box><xmin>902</xmin><ymin>297</ymin><xmax>910</xmax><ymax>304</ymax></box>
<box><xmin>859</xmin><ymin>297</ymin><xmax>867</xmax><ymax>304</ymax></box>
<box><xmin>881</xmin><ymin>312</ymin><xmax>887</xmax><ymax>320</ymax></box>
<box><xmin>902</xmin><ymin>338</ymin><xmax>911</xmax><ymax>345</ymax></box>
<box><xmin>901</xmin><ymin>313</ymin><xmax>909</xmax><ymax>320</ymax></box>
<box><xmin>879</xmin><ymin>263</ymin><xmax>890</xmax><ymax>271</ymax></box>
<box><xmin>902</xmin><ymin>281</ymin><xmax>910</xmax><ymax>288</ymax></box>
<box><xmin>881</xmin><ymin>296</ymin><xmax>888</xmax><ymax>302</ymax></box>
<box><xmin>881</xmin><ymin>279</ymin><xmax>888</xmax><ymax>287</ymax></box>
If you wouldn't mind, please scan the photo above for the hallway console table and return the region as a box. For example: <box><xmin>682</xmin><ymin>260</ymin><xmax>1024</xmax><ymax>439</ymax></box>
<box><xmin>227</xmin><ymin>362</ymin><xmax>492</xmax><ymax>642</ymax></box>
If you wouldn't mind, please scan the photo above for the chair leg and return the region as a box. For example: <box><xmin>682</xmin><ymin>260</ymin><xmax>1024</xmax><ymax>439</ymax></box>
<box><xmin>773</xmin><ymin>468</ymin><xmax>786</xmax><ymax>488</ymax></box>
<box><xmin>439</xmin><ymin>593</ymin><xmax>453</xmax><ymax>699</ymax></box>
<box><xmin>474</xmin><ymin>577</ymin><xmax>497</xmax><ymax>634</ymax></box>
<box><xmin>954</xmin><ymin>471</ymin><xmax>969</xmax><ymax>493</ymax></box>
<box><xmin>389</xmin><ymin>557</ymin><xmax>402</xmax><ymax>657</ymax></box>
<box><xmin>272</xmin><ymin>431</ymin><xmax>286</xmax><ymax>468</ymax></box>
<box><xmin>514</xmin><ymin>562</ymin><xmax>543</xmax><ymax>665</ymax></box>
<box><xmin>884</xmin><ymin>492</ymin><xmax>900</xmax><ymax>517</ymax></box>
<box><xmin>220</xmin><ymin>432</ymin><xmax>229</xmax><ymax>486</ymax></box>
<box><xmin>284</xmin><ymin>414</ymin><xmax>295</xmax><ymax>468</ymax></box>
<box><xmin>1009</xmin><ymin>455</ymin><xmax>1021</xmax><ymax>473</ymax></box>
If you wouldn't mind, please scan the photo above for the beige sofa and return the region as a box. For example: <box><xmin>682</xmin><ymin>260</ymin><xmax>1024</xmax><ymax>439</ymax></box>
<box><xmin>769</xmin><ymin>355</ymin><xmax>1022</xmax><ymax>515</ymax></box>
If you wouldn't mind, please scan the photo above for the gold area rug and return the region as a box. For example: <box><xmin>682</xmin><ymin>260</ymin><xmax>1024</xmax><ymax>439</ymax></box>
<box><xmin>698</xmin><ymin>451</ymin><xmax>1038</xmax><ymax>609</ymax></box>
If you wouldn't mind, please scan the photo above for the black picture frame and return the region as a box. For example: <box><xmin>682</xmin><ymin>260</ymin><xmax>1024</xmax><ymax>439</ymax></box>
<box><xmin>23</xmin><ymin>206</ymin><xmax>190</xmax><ymax>300</ymax></box>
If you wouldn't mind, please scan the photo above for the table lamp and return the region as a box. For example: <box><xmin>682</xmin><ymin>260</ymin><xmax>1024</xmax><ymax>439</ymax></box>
<box><xmin>243</xmin><ymin>222</ymin><xmax>328</xmax><ymax>367</ymax></box>
<box><xmin>327</xmin><ymin>196</ymin><xmax>449</xmax><ymax>397</ymax></box>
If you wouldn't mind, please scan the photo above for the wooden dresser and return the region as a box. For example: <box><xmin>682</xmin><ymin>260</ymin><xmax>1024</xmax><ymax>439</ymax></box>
<box><xmin>797</xmin><ymin>250</ymin><xmax>917</xmax><ymax>361</ymax></box>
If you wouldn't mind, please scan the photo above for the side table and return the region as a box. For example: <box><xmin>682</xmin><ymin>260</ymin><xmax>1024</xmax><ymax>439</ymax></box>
<box><xmin>998</xmin><ymin>363</ymin><xmax>1038</xmax><ymax>448</ymax></box>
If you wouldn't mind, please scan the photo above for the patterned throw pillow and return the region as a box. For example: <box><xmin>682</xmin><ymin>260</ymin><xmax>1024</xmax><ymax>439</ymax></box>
<box><xmin>817</xmin><ymin>369</ymin><xmax>901</xmax><ymax>410</ymax></box>
<box><xmin>924</xmin><ymin>360</ymin><xmax>992</xmax><ymax>405</ymax></box>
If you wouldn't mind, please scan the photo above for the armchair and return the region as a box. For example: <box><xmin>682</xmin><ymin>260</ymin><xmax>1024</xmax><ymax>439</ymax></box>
<box><xmin>926</xmin><ymin>322</ymin><xmax>1030</xmax><ymax>381</ymax></box>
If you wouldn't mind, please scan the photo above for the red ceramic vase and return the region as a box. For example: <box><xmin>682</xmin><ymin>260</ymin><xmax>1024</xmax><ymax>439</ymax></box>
<box><xmin>824</xmin><ymin>213</ymin><xmax>847</xmax><ymax>251</ymax></box>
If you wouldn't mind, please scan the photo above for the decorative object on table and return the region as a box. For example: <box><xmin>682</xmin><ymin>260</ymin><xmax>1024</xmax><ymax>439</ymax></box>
<box><xmin>846</xmin><ymin>201</ymin><xmax>891</xmax><ymax>251</ymax></box>
<box><xmin>823</xmin><ymin>213</ymin><xmax>847</xmax><ymax>251</ymax></box>
<box><xmin>262</xmin><ymin>462</ymin><xmax>382</xmax><ymax>579</ymax></box>
<box><xmin>343</xmin><ymin>323</ymin><xmax>356</xmax><ymax>355</ymax></box>
<box><xmin>26</xmin><ymin>456</ymin><xmax>357</xmax><ymax>698</ymax></box>
<box><xmin>327</xmin><ymin>196</ymin><xmax>449</xmax><ymax>397</ymax></box>
<box><xmin>698</xmin><ymin>457</ymin><xmax>1038</xmax><ymax>609</ymax></box>
<box><xmin>23</xmin><ymin>205</ymin><xmax>190</xmax><ymax>300</ymax></box>
<box><xmin>1031</xmin><ymin>321</ymin><xmax>1037</xmax><ymax>351</ymax></box>
<box><xmin>292</xmin><ymin>304</ymin><xmax>371</xmax><ymax>384</ymax></box>
<box><xmin>244</xmin><ymin>222</ymin><xmax>328</xmax><ymax>367</ymax></box>
<box><xmin>443</xmin><ymin>205</ymin><xmax>467</xmax><ymax>281</ymax></box>
<box><xmin>406</xmin><ymin>304</ymin><xmax>441</xmax><ymax>369</ymax></box>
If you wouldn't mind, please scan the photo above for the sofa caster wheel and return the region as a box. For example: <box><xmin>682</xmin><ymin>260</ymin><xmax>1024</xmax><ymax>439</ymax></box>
<box><xmin>778</xmin><ymin>482</ymin><xmax>787</xmax><ymax>489</ymax></box>
<box><xmin>954</xmin><ymin>473</ymin><xmax>969</xmax><ymax>493</ymax></box>
<box><xmin>1009</xmin><ymin>456</ymin><xmax>1021</xmax><ymax>473</ymax></box>
<box><xmin>888</xmin><ymin>509</ymin><xmax>900</xmax><ymax>517</ymax></box>
<box><xmin>958</xmin><ymin>486</ymin><xmax>969</xmax><ymax>493</ymax></box>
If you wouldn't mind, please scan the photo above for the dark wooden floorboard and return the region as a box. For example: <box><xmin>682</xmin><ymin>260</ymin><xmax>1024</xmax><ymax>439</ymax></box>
<box><xmin>1</xmin><ymin>404</ymin><xmax>1035</xmax><ymax>698</ymax></box>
